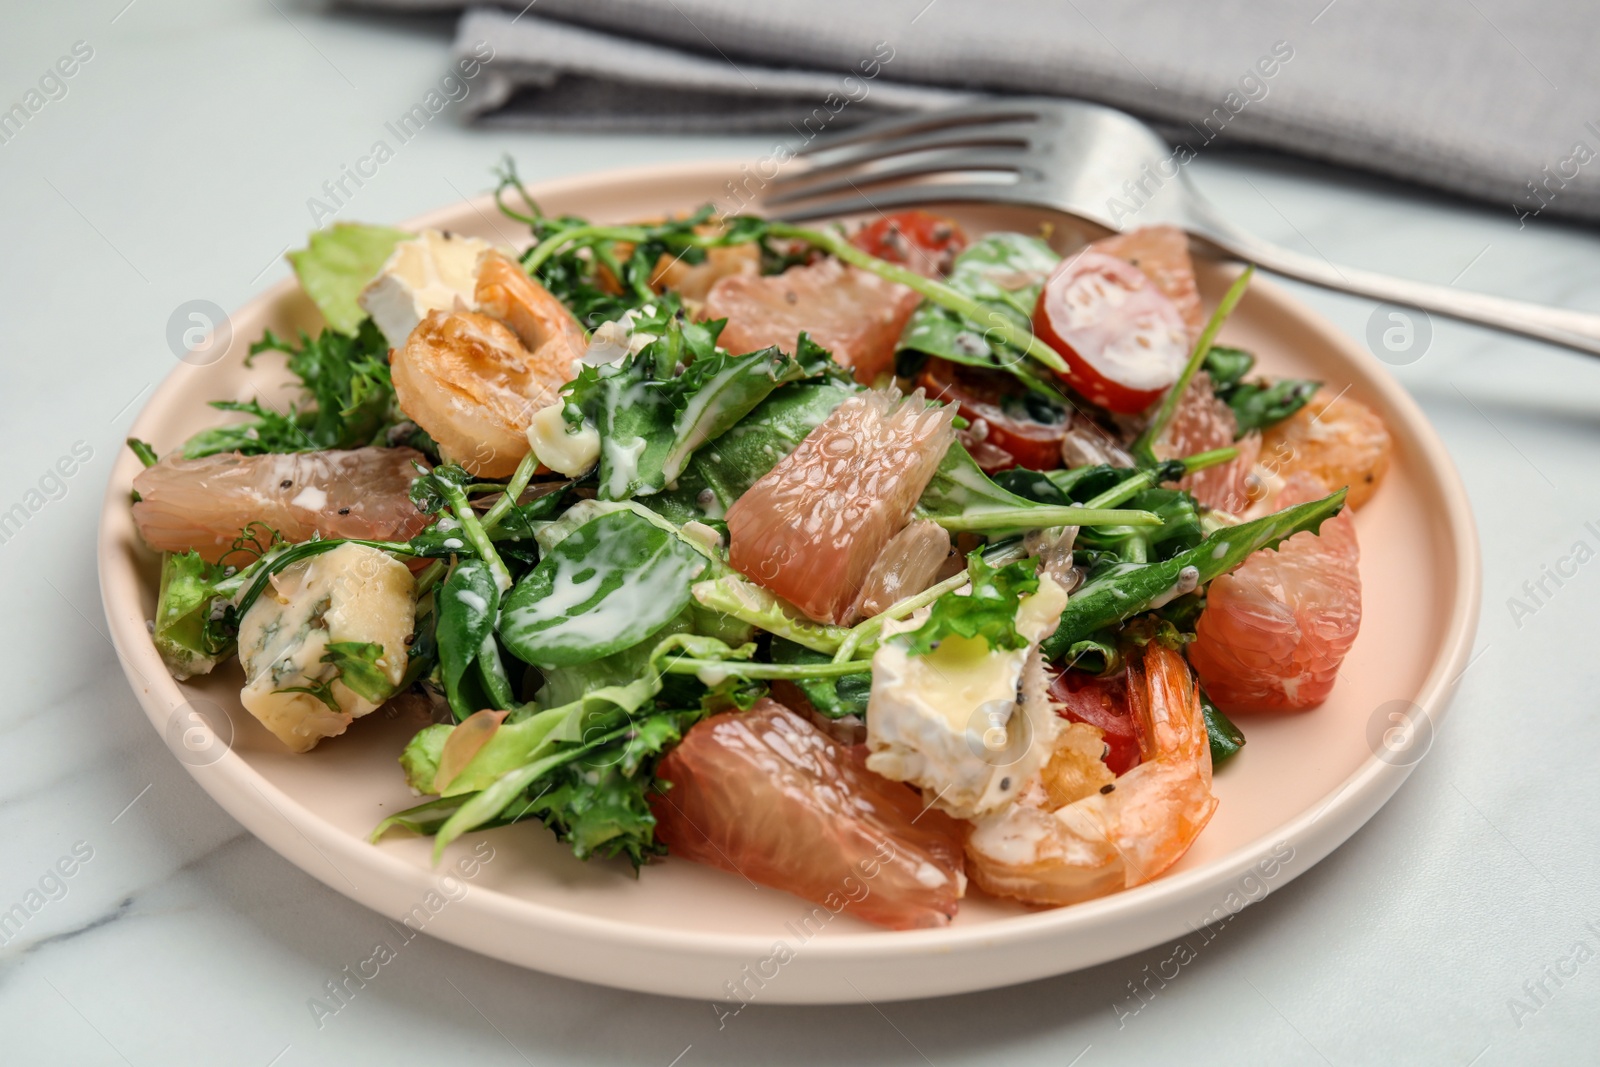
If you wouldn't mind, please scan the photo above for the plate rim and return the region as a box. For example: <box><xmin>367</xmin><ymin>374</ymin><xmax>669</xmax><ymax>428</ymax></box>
<box><xmin>97</xmin><ymin>157</ymin><xmax>1482</xmax><ymax>999</ymax></box>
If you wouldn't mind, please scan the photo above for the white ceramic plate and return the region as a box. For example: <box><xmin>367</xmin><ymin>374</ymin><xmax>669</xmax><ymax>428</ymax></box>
<box><xmin>98</xmin><ymin>160</ymin><xmax>1480</xmax><ymax>1004</ymax></box>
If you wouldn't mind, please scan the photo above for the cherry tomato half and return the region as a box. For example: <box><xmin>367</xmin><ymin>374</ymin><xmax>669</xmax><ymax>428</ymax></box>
<box><xmin>851</xmin><ymin>211</ymin><xmax>967</xmax><ymax>277</ymax></box>
<box><xmin>1032</xmin><ymin>250</ymin><xmax>1189</xmax><ymax>414</ymax></box>
<box><xmin>916</xmin><ymin>357</ymin><xmax>1067</xmax><ymax>472</ymax></box>
<box><xmin>1048</xmin><ymin>668</ymin><xmax>1142</xmax><ymax>777</ymax></box>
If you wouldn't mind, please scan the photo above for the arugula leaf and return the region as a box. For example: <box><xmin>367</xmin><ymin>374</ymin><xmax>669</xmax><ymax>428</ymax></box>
<box><xmin>322</xmin><ymin>641</ymin><xmax>396</xmax><ymax>703</ymax></box>
<box><xmin>564</xmin><ymin>317</ymin><xmax>839</xmax><ymax>501</ymax></box>
<box><xmin>917</xmin><ymin>442</ymin><xmax>1159</xmax><ymax>535</ymax></box>
<box><xmin>126</xmin><ymin>438</ymin><xmax>159</xmax><ymax>468</ymax></box>
<box><xmin>1200</xmin><ymin>687</ymin><xmax>1247</xmax><ymax>766</ymax></box>
<box><xmin>437</xmin><ymin>559</ymin><xmax>510</xmax><ymax>721</ymax></box>
<box><xmin>905</xmin><ymin>553</ymin><xmax>1041</xmax><ymax>656</ymax></box>
<box><xmin>653</xmin><ymin>378</ymin><xmax>858</xmax><ymax>521</ymax></box>
<box><xmin>287</xmin><ymin>222</ymin><xmax>410</xmax><ymax>335</ymax></box>
<box><xmin>1057</xmin><ymin>631</ymin><xmax>1123</xmax><ymax>676</ymax></box>
<box><xmin>896</xmin><ymin>232</ymin><xmax>1064</xmax><ymax>396</ymax></box>
<box><xmin>1223</xmin><ymin>379</ymin><xmax>1322</xmax><ymax>434</ymax></box>
<box><xmin>768</xmin><ymin>638</ymin><xmax>871</xmax><ymax>718</ymax></box>
<box><xmin>1202</xmin><ymin>345</ymin><xmax>1319</xmax><ymax>436</ymax></box>
<box><xmin>1041</xmin><ymin>489</ymin><xmax>1348</xmax><ymax>660</ymax></box>
<box><xmin>498</xmin><ymin>510</ymin><xmax>706</xmax><ymax>668</ymax></box>
<box><xmin>182</xmin><ymin>320</ymin><xmax>399</xmax><ymax>458</ymax></box>
<box><xmin>1202</xmin><ymin>345</ymin><xmax>1255</xmax><ymax>389</ymax></box>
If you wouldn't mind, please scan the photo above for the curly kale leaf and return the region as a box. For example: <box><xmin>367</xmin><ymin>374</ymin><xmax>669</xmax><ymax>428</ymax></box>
<box><xmin>183</xmin><ymin>319</ymin><xmax>399</xmax><ymax>458</ymax></box>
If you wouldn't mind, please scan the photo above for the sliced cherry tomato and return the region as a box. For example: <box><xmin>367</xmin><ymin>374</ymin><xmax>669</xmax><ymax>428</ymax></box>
<box><xmin>1048</xmin><ymin>667</ymin><xmax>1142</xmax><ymax>776</ymax></box>
<box><xmin>916</xmin><ymin>357</ymin><xmax>1067</xmax><ymax>472</ymax></box>
<box><xmin>850</xmin><ymin>211</ymin><xmax>967</xmax><ymax>277</ymax></box>
<box><xmin>1032</xmin><ymin>250</ymin><xmax>1189</xmax><ymax>414</ymax></box>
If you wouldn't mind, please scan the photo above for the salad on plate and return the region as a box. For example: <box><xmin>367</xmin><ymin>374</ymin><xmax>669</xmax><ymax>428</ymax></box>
<box><xmin>127</xmin><ymin>164</ymin><xmax>1392</xmax><ymax>929</ymax></box>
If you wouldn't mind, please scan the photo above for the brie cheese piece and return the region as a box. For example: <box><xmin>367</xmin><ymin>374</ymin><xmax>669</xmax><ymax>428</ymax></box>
<box><xmin>358</xmin><ymin>230</ymin><xmax>493</xmax><ymax>349</ymax></box>
<box><xmin>865</xmin><ymin>575</ymin><xmax>1067</xmax><ymax>819</ymax></box>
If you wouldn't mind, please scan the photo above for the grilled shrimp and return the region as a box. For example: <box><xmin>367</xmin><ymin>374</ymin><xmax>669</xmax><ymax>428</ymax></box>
<box><xmin>473</xmin><ymin>251</ymin><xmax>588</xmax><ymax>373</ymax></box>
<box><xmin>965</xmin><ymin>643</ymin><xmax>1218</xmax><ymax>906</ymax></box>
<box><xmin>391</xmin><ymin>256</ymin><xmax>587</xmax><ymax>478</ymax></box>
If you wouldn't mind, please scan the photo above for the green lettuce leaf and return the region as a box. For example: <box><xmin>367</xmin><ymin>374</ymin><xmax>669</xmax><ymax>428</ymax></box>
<box><xmin>151</xmin><ymin>551</ymin><xmax>229</xmax><ymax>679</ymax></box>
<box><xmin>400</xmin><ymin>723</ymin><xmax>452</xmax><ymax>794</ymax></box>
<box><xmin>287</xmin><ymin>222</ymin><xmax>410</xmax><ymax>335</ymax></box>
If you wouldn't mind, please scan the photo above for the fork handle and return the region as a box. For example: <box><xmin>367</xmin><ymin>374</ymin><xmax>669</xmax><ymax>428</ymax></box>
<box><xmin>1195</xmin><ymin>230</ymin><xmax>1600</xmax><ymax>358</ymax></box>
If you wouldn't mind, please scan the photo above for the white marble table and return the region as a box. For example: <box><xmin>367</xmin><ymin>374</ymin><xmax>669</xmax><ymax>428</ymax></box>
<box><xmin>3</xmin><ymin>2</ymin><xmax>1599</xmax><ymax>1064</ymax></box>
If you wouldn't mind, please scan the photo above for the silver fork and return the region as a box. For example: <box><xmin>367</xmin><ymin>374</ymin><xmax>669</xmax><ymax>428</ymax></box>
<box><xmin>764</xmin><ymin>99</ymin><xmax>1600</xmax><ymax>358</ymax></box>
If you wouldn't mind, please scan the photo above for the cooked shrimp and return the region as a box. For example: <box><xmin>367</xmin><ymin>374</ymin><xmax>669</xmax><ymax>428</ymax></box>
<box><xmin>1258</xmin><ymin>389</ymin><xmax>1391</xmax><ymax>510</ymax></box>
<box><xmin>965</xmin><ymin>643</ymin><xmax>1218</xmax><ymax>906</ymax></box>
<box><xmin>132</xmin><ymin>447</ymin><xmax>431</xmax><ymax>562</ymax></box>
<box><xmin>474</xmin><ymin>251</ymin><xmax>589</xmax><ymax>375</ymax></box>
<box><xmin>390</xmin><ymin>311</ymin><xmax>550</xmax><ymax>478</ymax></box>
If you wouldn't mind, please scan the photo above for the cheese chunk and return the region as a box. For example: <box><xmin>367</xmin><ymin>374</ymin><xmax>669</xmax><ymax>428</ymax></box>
<box><xmin>526</xmin><ymin>402</ymin><xmax>601</xmax><ymax>477</ymax></box>
<box><xmin>358</xmin><ymin>230</ymin><xmax>493</xmax><ymax>349</ymax></box>
<box><xmin>238</xmin><ymin>543</ymin><xmax>416</xmax><ymax>753</ymax></box>
<box><xmin>865</xmin><ymin>576</ymin><xmax>1067</xmax><ymax>819</ymax></box>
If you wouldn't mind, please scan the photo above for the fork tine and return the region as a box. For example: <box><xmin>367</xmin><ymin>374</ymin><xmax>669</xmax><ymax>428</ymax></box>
<box><xmin>764</xmin><ymin>182</ymin><xmax>1041</xmax><ymax>223</ymax></box>
<box><xmin>794</xmin><ymin>100</ymin><xmax>1047</xmax><ymax>158</ymax></box>
<box><xmin>772</xmin><ymin>121</ymin><xmax>1038</xmax><ymax>192</ymax></box>
<box><xmin>764</xmin><ymin>147</ymin><xmax>1035</xmax><ymax>207</ymax></box>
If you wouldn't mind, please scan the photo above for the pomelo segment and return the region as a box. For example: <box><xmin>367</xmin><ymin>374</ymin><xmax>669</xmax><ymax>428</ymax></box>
<box><xmin>726</xmin><ymin>390</ymin><xmax>956</xmax><ymax>625</ymax></box>
<box><xmin>132</xmin><ymin>446</ymin><xmax>431</xmax><ymax>563</ymax></box>
<box><xmin>1261</xmin><ymin>390</ymin><xmax>1392</xmax><ymax>510</ymax></box>
<box><xmin>1155</xmin><ymin>373</ymin><xmax>1262</xmax><ymax>513</ymax></box>
<box><xmin>706</xmin><ymin>258</ymin><xmax>922</xmax><ymax>384</ymax></box>
<box><xmin>1189</xmin><ymin>473</ymin><xmax>1362</xmax><ymax>712</ymax></box>
<box><xmin>651</xmin><ymin>698</ymin><xmax>966</xmax><ymax>931</ymax></box>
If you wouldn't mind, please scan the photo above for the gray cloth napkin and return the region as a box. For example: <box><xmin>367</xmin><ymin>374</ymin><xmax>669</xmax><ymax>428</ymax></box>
<box><xmin>347</xmin><ymin>0</ymin><xmax>1600</xmax><ymax>223</ymax></box>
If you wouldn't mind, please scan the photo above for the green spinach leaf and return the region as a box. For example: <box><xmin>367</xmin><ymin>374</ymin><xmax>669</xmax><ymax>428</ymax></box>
<box><xmin>498</xmin><ymin>511</ymin><xmax>706</xmax><ymax>668</ymax></box>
